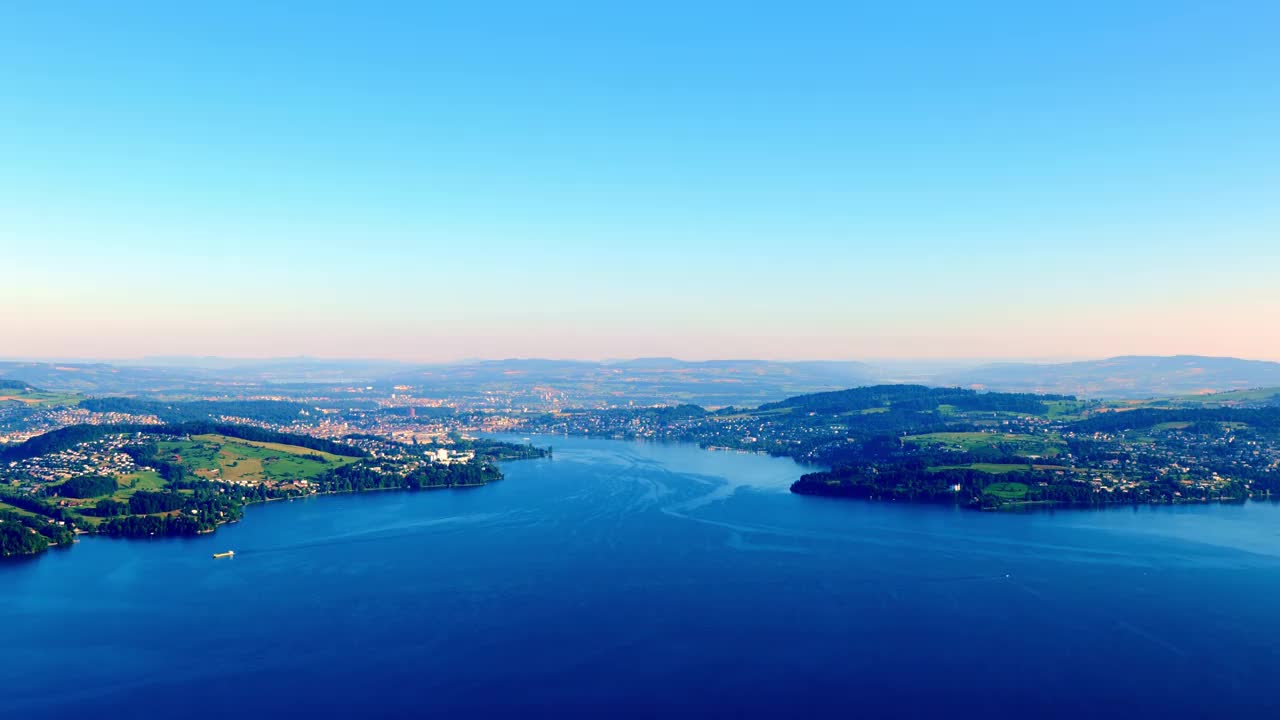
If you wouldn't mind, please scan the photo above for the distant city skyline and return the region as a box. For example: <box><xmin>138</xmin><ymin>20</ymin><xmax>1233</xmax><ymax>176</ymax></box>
<box><xmin>5</xmin><ymin>2</ymin><xmax>1278</xmax><ymax>361</ymax></box>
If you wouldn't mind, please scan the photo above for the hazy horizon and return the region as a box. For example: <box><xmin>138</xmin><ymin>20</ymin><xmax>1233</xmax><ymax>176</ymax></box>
<box><xmin>6</xmin><ymin>3</ymin><xmax>1278</xmax><ymax>361</ymax></box>
<box><xmin>3</xmin><ymin>352</ymin><xmax>1278</xmax><ymax>368</ymax></box>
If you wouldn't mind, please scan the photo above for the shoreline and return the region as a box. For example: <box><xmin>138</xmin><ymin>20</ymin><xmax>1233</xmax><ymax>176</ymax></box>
<box><xmin>160</xmin><ymin>478</ymin><xmax>504</xmax><ymax>538</ymax></box>
<box><xmin>5</xmin><ymin>468</ymin><xmax>522</xmax><ymax>559</ymax></box>
<box><xmin>791</xmin><ymin>483</ymin><xmax>1263</xmax><ymax>513</ymax></box>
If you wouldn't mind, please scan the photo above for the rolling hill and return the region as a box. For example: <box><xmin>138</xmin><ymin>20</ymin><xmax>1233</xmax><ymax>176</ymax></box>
<box><xmin>939</xmin><ymin>356</ymin><xmax>1280</xmax><ymax>399</ymax></box>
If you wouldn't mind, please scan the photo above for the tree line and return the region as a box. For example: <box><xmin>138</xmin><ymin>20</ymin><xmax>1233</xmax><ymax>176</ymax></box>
<box><xmin>52</xmin><ymin>475</ymin><xmax>117</xmax><ymax>498</ymax></box>
<box><xmin>0</xmin><ymin>421</ymin><xmax>368</xmax><ymax>463</ymax></box>
<box><xmin>0</xmin><ymin>509</ymin><xmax>75</xmax><ymax>557</ymax></box>
<box><xmin>758</xmin><ymin>384</ymin><xmax>1073</xmax><ymax>416</ymax></box>
<box><xmin>1070</xmin><ymin>407</ymin><xmax>1280</xmax><ymax>433</ymax></box>
<box><xmin>79</xmin><ymin>397</ymin><xmax>313</xmax><ymax>425</ymax></box>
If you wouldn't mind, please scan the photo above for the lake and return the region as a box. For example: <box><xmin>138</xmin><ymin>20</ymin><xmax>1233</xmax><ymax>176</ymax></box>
<box><xmin>3</xmin><ymin>434</ymin><xmax>1279</xmax><ymax>718</ymax></box>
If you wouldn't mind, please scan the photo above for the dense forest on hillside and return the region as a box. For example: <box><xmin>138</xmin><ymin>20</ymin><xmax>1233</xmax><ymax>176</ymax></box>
<box><xmin>757</xmin><ymin>385</ymin><xmax>1071</xmax><ymax>415</ymax></box>
<box><xmin>80</xmin><ymin>398</ymin><xmax>312</xmax><ymax>425</ymax></box>
<box><xmin>0</xmin><ymin>421</ymin><xmax>367</xmax><ymax>462</ymax></box>
<box><xmin>0</xmin><ymin>423</ymin><xmax>151</xmax><ymax>461</ymax></box>
<box><xmin>0</xmin><ymin>510</ymin><xmax>75</xmax><ymax>557</ymax></box>
<box><xmin>1069</xmin><ymin>407</ymin><xmax>1280</xmax><ymax>433</ymax></box>
<box><xmin>317</xmin><ymin>461</ymin><xmax>500</xmax><ymax>493</ymax></box>
<box><xmin>54</xmin><ymin>475</ymin><xmax>118</xmax><ymax>498</ymax></box>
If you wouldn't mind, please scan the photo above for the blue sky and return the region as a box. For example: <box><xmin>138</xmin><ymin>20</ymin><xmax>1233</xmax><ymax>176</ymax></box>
<box><xmin>4</xmin><ymin>1</ymin><xmax>1278</xmax><ymax>361</ymax></box>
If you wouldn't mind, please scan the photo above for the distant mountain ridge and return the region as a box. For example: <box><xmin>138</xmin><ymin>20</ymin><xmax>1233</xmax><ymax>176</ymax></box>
<box><xmin>0</xmin><ymin>358</ymin><xmax>881</xmax><ymax>407</ymax></box>
<box><xmin>2</xmin><ymin>355</ymin><xmax>1277</xmax><ymax>403</ymax></box>
<box><xmin>381</xmin><ymin>358</ymin><xmax>881</xmax><ymax>406</ymax></box>
<box><xmin>939</xmin><ymin>355</ymin><xmax>1280</xmax><ymax>399</ymax></box>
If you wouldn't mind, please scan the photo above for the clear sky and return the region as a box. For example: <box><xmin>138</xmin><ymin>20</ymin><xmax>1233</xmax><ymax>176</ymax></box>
<box><xmin>4</xmin><ymin>1</ymin><xmax>1278</xmax><ymax>362</ymax></box>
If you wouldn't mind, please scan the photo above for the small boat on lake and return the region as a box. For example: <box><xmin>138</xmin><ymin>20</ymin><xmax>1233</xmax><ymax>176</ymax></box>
<box><xmin>212</xmin><ymin>550</ymin><xmax>235</xmax><ymax>559</ymax></box>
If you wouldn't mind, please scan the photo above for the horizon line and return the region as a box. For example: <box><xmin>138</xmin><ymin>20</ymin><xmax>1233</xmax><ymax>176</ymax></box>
<box><xmin>2</xmin><ymin>353</ymin><xmax>1278</xmax><ymax>367</ymax></box>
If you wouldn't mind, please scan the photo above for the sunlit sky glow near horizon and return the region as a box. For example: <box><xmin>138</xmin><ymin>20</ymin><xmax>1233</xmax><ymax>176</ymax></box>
<box><xmin>3</xmin><ymin>1</ymin><xmax>1279</xmax><ymax>362</ymax></box>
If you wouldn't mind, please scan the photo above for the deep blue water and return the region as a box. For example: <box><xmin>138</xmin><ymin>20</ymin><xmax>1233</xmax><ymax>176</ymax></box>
<box><xmin>4</xmin><ymin>435</ymin><xmax>1280</xmax><ymax>718</ymax></box>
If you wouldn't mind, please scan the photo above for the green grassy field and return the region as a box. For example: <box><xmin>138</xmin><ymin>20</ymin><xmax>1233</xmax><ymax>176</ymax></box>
<box><xmin>115</xmin><ymin>470</ymin><xmax>166</xmax><ymax>497</ymax></box>
<box><xmin>1045</xmin><ymin>400</ymin><xmax>1089</xmax><ymax>420</ymax></box>
<box><xmin>1136</xmin><ymin>420</ymin><xmax>1250</xmax><ymax>442</ymax></box>
<box><xmin>717</xmin><ymin>408</ymin><xmax>794</xmax><ymax>422</ymax></box>
<box><xmin>1171</xmin><ymin>387</ymin><xmax>1280</xmax><ymax>406</ymax></box>
<box><xmin>983</xmin><ymin>482</ymin><xmax>1029</xmax><ymax>500</ymax></box>
<box><xmin>10</xmin><ymin>470</ymin><xmax>173</xmax><ymax>529</ymax></box>
<box><xmin>0</xmin><ymin>388</ymin><xmax>83</xmax><ymax>407</ymax></box>
<box><xmin>158</xmin><ymin>438</ymin><xmax>222</xmax><ymax>473</ymax></box>
<box><xmin>904</xmin><ymin>431</ymin><xmax>1066</xmax><ymax>458</ymax></box>
<box><xmin>929</xmin><ymin>463</ymin><xmax>1073</xmax><ymax>475</ymax></box>
<box><xmin>157</xmin><ymin>434</ymin><xmax>358</xmax><ymax>485</ymax></box>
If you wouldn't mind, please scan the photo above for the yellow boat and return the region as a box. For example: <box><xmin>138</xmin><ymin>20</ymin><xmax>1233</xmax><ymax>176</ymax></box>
<box><xmin>212</xmin><ymin>550</ymin><xmax>235</xmax><ymax>559</ymax></box>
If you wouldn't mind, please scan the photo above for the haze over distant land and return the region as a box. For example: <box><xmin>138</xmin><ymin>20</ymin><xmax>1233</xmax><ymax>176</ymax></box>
<box><xmin>4</xmin><ymin>3</ymin><xmax>1279</xmax><ymax>362</ymax></box>
<box><xmin>3</xmin><ymin>354</ymin><xmax>1279</xmax><ymax>402</ymax></box>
